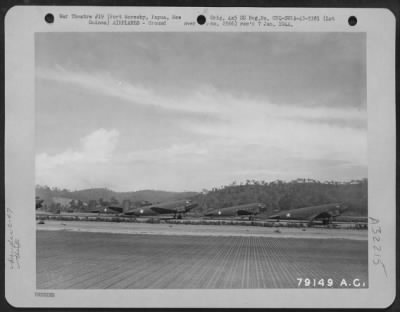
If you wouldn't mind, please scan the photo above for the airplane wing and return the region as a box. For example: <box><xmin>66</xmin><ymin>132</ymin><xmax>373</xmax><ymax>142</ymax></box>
<box><xmin>236</xmin><ymin>209</ymin><xmax>256</xmax><ymax>216</ymax></box>
<box><xmin>123</xmin><ymin>200</ymin><xmax>197</xmax><ymax>217</ymax></box>
<box><xmin>310</xmin><ymin>209</ymin><xmax>341</xmax><ymax>221</ymax></box>
<box><xmin>88</xmin><ymin>209</ymin><xmax>103</xmax><ymax>213</ymax></box>
<box><xmin>150</xmin><ymin>207</ymin><xmax>178</xmax><ymax>214</ymax></box>
<box><xmin>107</xmin><ymin>206</ymin><xmax>124</xmax><ymax>213</ymax></box>
<box><xmin>36</xmin><ymin>199</ymin><xmax>44</xmax><ymax>209</ymax></box>
<box><xmin>270</xmin><ymin>204</ymin><xmax>343</xmax><ymax>220</ymax></box>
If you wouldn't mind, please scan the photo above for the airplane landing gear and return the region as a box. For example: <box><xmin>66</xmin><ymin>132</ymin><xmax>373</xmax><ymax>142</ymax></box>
<box><xmin>174</xmin><ymin>214</ymin><xmax>183</xmax><ymax>220</ymax></box>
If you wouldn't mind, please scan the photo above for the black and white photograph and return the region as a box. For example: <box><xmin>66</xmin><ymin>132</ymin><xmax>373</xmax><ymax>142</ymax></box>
<box><xmin>35</xmin><ymin>31</ymin><xmax>369</xmax><ymax>289</ymax></box>
<box><xmin>4</xmin><ymin>6</ymin><xmax>396</xmax><ymax>308</ymax></box>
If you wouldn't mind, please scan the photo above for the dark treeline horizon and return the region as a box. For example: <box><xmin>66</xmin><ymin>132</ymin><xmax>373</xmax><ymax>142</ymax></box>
<box><xmin>36</xmin><ymin>178</ymin><xmax>367</xmax><ymax>216</ymax></box>
<box><xmin>35</xmin><ymin>177</ymin><xmax>368</xmax><ymax>194</ymax></box>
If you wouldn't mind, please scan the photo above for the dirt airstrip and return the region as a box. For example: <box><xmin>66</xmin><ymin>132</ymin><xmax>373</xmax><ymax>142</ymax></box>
<box><xmin>37</xmin><ymin>221</ymin><xmax>368</xmax><ymax>289</ymax></box>
<box><xmin>37</xmin><ymin>220</ymin><xmax>367</xmax><ymax>240</ymax></box>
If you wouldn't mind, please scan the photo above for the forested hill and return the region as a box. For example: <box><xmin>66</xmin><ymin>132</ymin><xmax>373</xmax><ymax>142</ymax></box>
<box><xmin>36</xmin><ymin>179</ymin><xmax>367</xmax><ymax>216</ymax></box>
<box><xmin>36</xmin><ymin>186</ymin><xmax>198</xmax><ymax>206</ymax></box>
<box><xmin>194</xmin><ymin>179</ymin><xmax>368</xmax><ymax>216</ymax></box>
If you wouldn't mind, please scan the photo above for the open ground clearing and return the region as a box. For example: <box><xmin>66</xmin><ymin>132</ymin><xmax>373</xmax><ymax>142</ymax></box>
<box><xmin>37</xmin><ymin>220</ymin><xmax>367</xmax><ymax>240</ymax></box>
<box><xmin>37</xmin><ymin>230</ymin><xmax>368</xmax><ymax>289</ymax></box>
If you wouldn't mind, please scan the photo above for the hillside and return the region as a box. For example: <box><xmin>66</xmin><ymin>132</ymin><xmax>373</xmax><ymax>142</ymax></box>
<box><xmin>36</xmin><ymin>185</ymin><xmax>198</xmax><ymax>207</ymax></box>
<box><xmin>193</xmin><ymin>179</ymin><xmax>368</xmax><ymax>216</ymax></box>
<box><xmin>36</xmin><ymin>179</ymin><xmax>367</xmax><ymax>216</ymax></box>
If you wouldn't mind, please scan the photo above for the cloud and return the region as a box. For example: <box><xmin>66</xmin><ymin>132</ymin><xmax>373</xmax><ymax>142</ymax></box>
<box><xmin>36</xmin><ymin>128</ymin><xmax>119</xmax><ymax>188</ymax></box>
<box><xmin>120</xmin><ymin>143</ymin><xmax>209</xmax><ymax>164</ymax></box>
<box><xmin>36</xmin><ymin>66</ymin><xmax>365</xmax><ymax>127</ymax></box>
<box><xmin>35</xmin><ymin>129</ymin><xmax>211</xmax><ymax>190</ymax></box>
<box><xmin>79</xmin><ymin>129</ymin><xmax>119</xmax><ymax>162</ymax></box>
<box><xmin>36</xmin><ymin>66</ymin><xmax>221</xmax><ymax>115</ymax></box>
<box><xmin>36</xmin><ymin>68</ymin><xmax>367</xmax><ymax>191</ymax></box>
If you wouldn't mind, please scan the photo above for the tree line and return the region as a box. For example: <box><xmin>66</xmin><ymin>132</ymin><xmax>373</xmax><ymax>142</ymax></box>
<box><xmin>36</xmin><ymin>178</ymin><xmax>368</xmax><ymax>216</ymax></box>
<box><xmin>194</xmin><ymin>178</ymin><xmax>367</xmax><ymax>216</ymax></box>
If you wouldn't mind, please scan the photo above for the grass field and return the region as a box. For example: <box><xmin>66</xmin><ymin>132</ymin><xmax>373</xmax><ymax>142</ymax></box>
<box><xmin>37</xmin><ymin>231</ymin><xmax>368</xmax><ymax>289</ymax></box>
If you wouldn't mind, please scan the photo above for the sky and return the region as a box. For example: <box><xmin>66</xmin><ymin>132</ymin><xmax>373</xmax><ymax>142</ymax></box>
<box><xmin>35</xmin><ymin>32</ymin><xmax>367</xmax><ymax>192</ymax></box>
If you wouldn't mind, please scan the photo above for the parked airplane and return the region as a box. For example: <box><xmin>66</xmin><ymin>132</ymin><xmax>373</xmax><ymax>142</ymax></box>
<box><xmin>36</xmin><ymin>210</ymin><xmax>54</xmax><ymax>217</ymax></box>
<box><xmin>204</xmin><ymin>203</ymin><xmax>266</xmax><ymax>220</ymax></box>
<box><xmin>89</xmin><ymin>200</ymin><xmax>131</xmax><ymax>214</ymax></box>
<box><xmin>36</xmin><ymin>197</ymin><xmax>44</xmax><ymax>209</ymax></box>
<box><xmin>124</xmin><ymin>199</ymin><xmax>198</xmax><ymax>219</ymax></box>
<box><xmin>267</xmin><ymin>203</ymin><xmax>348</xmax><ymax>225</ymax></box>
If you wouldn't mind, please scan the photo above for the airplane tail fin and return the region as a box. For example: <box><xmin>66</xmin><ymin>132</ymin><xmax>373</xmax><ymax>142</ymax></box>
<box><xmin>88</xmin><ymin>200</ymin><xmax>97</xmax><ymax>211</ymax></box>
<box><xmin>339</xmin><ymin>202</ymin><xmax>350</xmax><ymax>213</ymax></box>
<box><xmin>122</xmin><ymin>200</ymin><xmax>131</xmax><ymax>213</ymax></box>
<box><xmin>184</xmin><ymin>200</ymin><xmax>198</xmax><ymax>212</ymax></box>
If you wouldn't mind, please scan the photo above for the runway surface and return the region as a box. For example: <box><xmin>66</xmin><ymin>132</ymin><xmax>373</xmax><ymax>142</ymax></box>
<box><xmin>37</xmin><ymin>229</ymin><xmax>368</xmax><ymax>289</ymax></box>
<box><xmin>37</xmin><ymin>220</ymin><xmax>368</xmax><ymax>240</ymax></box>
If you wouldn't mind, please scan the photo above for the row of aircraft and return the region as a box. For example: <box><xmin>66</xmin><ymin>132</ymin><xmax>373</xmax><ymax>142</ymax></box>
<box><xmin>89</xmin><ymin>199</ymin><xmax>348</xmax><ymax>225</ymax></box>
<box><xmin>202</xmin><ymin>202</ymin><xmax>348</xmax><ymax>225</ymax></box>
<box><xmin>36</xmin><ymin>197</ymin><xmax>351</xmax><ymax>225</ymax></box>
<box><xmin>89</xmin><ymin>199</ymin><xmax>197</xmax><ymax>220</ymax></box>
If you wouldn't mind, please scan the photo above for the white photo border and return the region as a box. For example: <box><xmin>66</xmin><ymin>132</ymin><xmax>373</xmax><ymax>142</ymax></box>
<box><xmin>4</xmin><ymin>6</ymin><xmax>396</xmax><ymax>308</ymax></box>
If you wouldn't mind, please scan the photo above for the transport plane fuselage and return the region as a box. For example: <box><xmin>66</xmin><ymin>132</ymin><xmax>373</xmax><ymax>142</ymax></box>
<box><xmin>268</xmin><ymin>203</ymin><xmax>348</xmax><ymax>224</ymax></box>
<box><xmin>125</xmin><ymin>199</ymin><xmax>198</xmax><ymax>218</ymax></box>
<box><xmin>204</xmin><ymin>203</ymin><xmax>266</xmax><ymax>218</ymax></box>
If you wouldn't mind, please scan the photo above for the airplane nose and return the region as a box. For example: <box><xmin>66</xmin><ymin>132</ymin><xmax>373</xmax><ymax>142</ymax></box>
<box><xmin>205</xmin><ymin>210</ymin><xmax>215</xmax><ymax>217</ymax></box>
<box><xmin>132</xmin><ymin>208</ymin><xmax>143</xmax><ymax>216</ymax></box>
<box><xmin>185</xmin><ymin>201</ymin><xmax>197</xmax><ymax>209</ymax></box>
<box><xmin>341</xmin><ymin>203</ymin><xmax>349</xmax><ymax>211</ymax></box>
